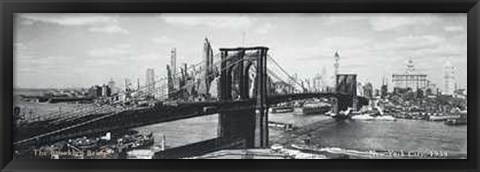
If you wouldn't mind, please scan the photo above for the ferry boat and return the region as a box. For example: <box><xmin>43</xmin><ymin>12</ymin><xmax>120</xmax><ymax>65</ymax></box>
<box><xmin>299</xmin><ymin>100</ymin><xmax>331</xmax><ymax>115</ymax></box>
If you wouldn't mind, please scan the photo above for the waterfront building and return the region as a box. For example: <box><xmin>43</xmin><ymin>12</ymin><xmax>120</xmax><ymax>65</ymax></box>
<box><xmin>146</xmin><ymin>68</ymin><xmax>155</xmax><ymax>98</ymax></box>
<box><xmin>426</xmin><ymin>82</ymin><xmax>438</xmax><ymax>96</ymax></box>
<box><xmin>108</xmin><ymin>79</ymin><xmax>116</xmax><ymax>94</ymax></box>
<box><xmin>362</xmin><ymin>82</ymin><xmax>373</xmax><ymax>98</ymax></box>
<box><xmin>357</xmin><ymin>82</ymin><xmax>364</xmax><ymax>97</ymax></box>
<box><xmin>101</xmin><ymin>84</ymin><xmax>111</xmax><ymax>97</ymax></box>
<box><xmin>392</xmin><ymin>57</ymin><xmax>429</xmax><ymax>91</ymax></box>
<box><xmin>88</xmin><ymin>85</ymin><xmax>102</xmax><ymax>98</ymax></box>
<box><xmin>167</xmin><ymin>65</ymin><xmax>175</xmax><ymax>99</ymax></box>
<box><xmin>381</xmin><ymin>77</ymin><xmax>388</xmax><ymax>98</ymax></box>
<box><xmin>443</xmin><ymin>59</ymin><xmax>456</xmax><ymax>96</ymax></box>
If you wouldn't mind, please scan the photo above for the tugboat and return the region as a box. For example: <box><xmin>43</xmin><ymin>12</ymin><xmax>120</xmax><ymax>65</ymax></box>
<box><xmin>445</xmin><ymin>110</ymin><xmax>467</xmax><ymax>126</ymax></box>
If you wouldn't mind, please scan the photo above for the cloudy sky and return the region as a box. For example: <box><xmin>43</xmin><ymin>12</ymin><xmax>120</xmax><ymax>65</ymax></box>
<box><xmin>14</xmin><ymin>13</ymin><xmax>467</xmax><ymax>91</ymax></box>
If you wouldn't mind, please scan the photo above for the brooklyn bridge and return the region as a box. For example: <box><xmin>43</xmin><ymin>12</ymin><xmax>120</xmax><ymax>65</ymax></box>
<box><xmin>14</xmin><ymin>46</ymin><xmax>368</xmax><ymax>158</ymax></box>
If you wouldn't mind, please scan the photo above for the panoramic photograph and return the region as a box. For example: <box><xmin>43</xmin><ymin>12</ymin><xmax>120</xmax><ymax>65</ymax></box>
<box><xmin>13</xmin><ymin>13</ymin><xmax>467</xmax><ymax>159</ymax></box>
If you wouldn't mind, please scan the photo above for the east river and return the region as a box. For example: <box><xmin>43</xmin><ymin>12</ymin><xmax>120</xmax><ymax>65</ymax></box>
<box><xmin>134</xmin><ymin>111</ymin><xmax>467</xmax><ymax>159</ymax></box>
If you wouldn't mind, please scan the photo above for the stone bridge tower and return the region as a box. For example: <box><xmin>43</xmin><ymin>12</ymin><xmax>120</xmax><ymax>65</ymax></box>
<box><xmin>217</xmin><ymin>46</ymin><xmax>269</xmax><ymax>148</ymax></box>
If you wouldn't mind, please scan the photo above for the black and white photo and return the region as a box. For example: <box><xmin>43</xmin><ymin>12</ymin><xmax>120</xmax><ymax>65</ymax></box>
<box><xmin>12</xmin><ymin>13</ymin><xmax>467</xmax><ymax>159</ymax></box>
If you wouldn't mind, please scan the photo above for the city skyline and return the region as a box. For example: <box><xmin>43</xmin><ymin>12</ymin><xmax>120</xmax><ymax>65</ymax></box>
<box><xmin>14</xmin><ymin>13</ymin><xmax>467</xmax><ymax>91</ymax></box>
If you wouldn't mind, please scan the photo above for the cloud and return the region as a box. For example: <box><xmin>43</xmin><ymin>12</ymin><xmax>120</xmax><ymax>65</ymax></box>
<box><xmin>253</xmin><ymin>23</ymin><xmax>274</xmax><ymax>34</ymax></box>
<box><xmin>20</xmin><ymin>13</ymin><xmax>117</xmax><ymax>26</ymax></box>
<box><xmin>161</xmin><ymin>14</ymin><xmax>256</xmax><ymax>30</ymax></box>
<box><xmin>14</xmin><ymin>42</ymin><xmax>27</xmax><ymax>51</ymax></box>
<box><xmin>369</xmin><ymin>15</ymin><xmax>439</xmax><ymax>31</ymax></box>
<box><xmin>324</xmin><ymin>14</ymin><xmax>369</xmax><ymax>25</ymax></box>
<box><xmin>87</xmin><ymin>44</ymin><xmax>132</xmax><ymax>57</ymax></box>
<box><xmin>152</xmin><ymin>36</ymin><xmax>174</xmax><ymax>44</ymax></box>
<box><xmin>444</xmin><ymin>25</ymin><xmax>464</xmax><ymax>32</ymax></box>
<box><xmin>415</xmin><ymin>44</ymin><xmax>466</xmax><ymax>58</ymax></box>
<box><xmin>395</xmin><ymin>35</ymin><xmax>445</xmax><ymax>49</ymax></box>
<box><xmin>370</xmin><ymin>35</ymin><xmax>445</xmax><ymax>52</ymax></box>
<box><xmin>19</xmin><ymin>13</ymin><xmax>129</xmax><ymax>34</ymax></box>
<box><xmin>88</xmin><ymin>25</ymin><xmax>129</xmax><ymax>34</ymax></box>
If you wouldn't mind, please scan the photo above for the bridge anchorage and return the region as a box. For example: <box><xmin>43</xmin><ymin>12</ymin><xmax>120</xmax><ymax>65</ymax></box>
<box><xmin>217</xmin><ymin>46</ymin><xmax>269</xmax><ymax>148</ymax></box>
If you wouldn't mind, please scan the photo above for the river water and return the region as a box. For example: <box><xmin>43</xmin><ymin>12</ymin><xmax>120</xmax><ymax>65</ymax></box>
<box><xmin>133</xmin><ymin>112</ymin><xmax>467</xmax><ymax>159</ymax></box>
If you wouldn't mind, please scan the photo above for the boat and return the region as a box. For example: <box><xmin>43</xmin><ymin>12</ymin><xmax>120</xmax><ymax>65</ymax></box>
<box><xmin>271</xmin><ymin>102</ymin><xmax>294</xmax><ymax>113</ymax></box>
<box><xmin>427</xmin><ymin>114</ymin><xmax>460</xmax><ymax>121</ymax></box>
<box><xmin>117</xmin><ymin>132</ymin><xmax>154</xmax><ymax>151</ymax></box>
<box><xmin>351</xmin><ymin>114</ymin><xmax>396</xmax><ymax>121</ymax></box>
<box><xmin>375</xmin><ymin>115</ymin><xmax>396</xmax><ymax>121</ymax></box>
<box><xmin>70</xmin><ymin>136</ymin><xmax>99</xmax><ymax>149</ymax></box>
<box><xmin>328</xmin><ymin>107</ymin><xmax>353</xmax><ymax>120</ymax></box>
<box><xmin>445</xmin><ymin>110</ymin><xmax>467</xmax><ymax>126</ymax></box>
<box><xmin>126</xmin><ymin>149</ymin><xmax>155</xmax><ymax>159</ymax></box>
<box><xmin>445</xmin><ymin>118</ymin><xmax>467</xmax><ymax>126</ymax></box>
<box><xmin>300</xmin><ymin>100</ymin><xmax>331</xmax><ymax>115</ymax></box>
<box><xmin>268</xmin><ymin>121</ymin><xmax>294</xmax><ymax>130</ymax></box>
<box><xmin>351</xmin><ymin>114</ymin><xmax>375</xmax><ymax>121</ymax></box>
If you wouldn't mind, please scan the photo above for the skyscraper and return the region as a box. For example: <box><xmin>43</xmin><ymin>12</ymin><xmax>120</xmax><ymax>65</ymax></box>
<box><xmin>392</xmin><ymin>57</ymin><xmax>428</xmax><ymax>91</ymax></box>
<box><xmin>333</xmin><ymin>51</ymin><xmax>340</xmax><ymax>91</ymax></box>
<box><xmin>406</xmin><ymin>57</ymin><xmax>415</xmax><ymax>74</ymax></box>
<box><xmin>107</xmin><ymin>78</ymin><xmax>115</xmax><ymax>94</ymax></box>
<box><xmin>334</xmin><ymin>51</ymin><xmax>340</xmax><ymax>76</ymax></box>
<box><xmin>170</xmin><ymin>48</ymin><xmax>177</xmax><ymax>89</ymax></box>
<box><xmin>146</xmin><ymin>68</ymin><xmax>155</xmax><ymax>97</ymax></box>
<box><xmin>444</xmin><ymin>59</ymin><xmax>455</xmax><ymax>95</ymax></box>
<box><xmin>202</xmin><ymin>37</ymin><xmax>214</xmax><ymax>96</ymax></box>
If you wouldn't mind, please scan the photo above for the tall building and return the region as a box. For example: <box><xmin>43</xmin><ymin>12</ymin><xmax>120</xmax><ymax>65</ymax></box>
<box><xmin>124</xmin><ymin>78</ymin><xmax>132</xmax><ymax>92</ymax></box>
<box><xmin>381</xmin><ymin>77</ymin><xmax>388</xmax><ymax>98</ymax></box>
<box><xmin>137</xmin><ymin>78</ymin><xmax>141</xmax><ymax>90</ymax></box>
<box><xmin>405</xmin><ymin>57</ymin><xmax>415</xmax><ymax>74</ymax></box>
<box><xmin>334</xmin><ymin>51</ymin><xmax>340</xmax><ymax>77</ymax></box>
<box><xmin>312</xmin><ymin>74</ymin><xmax>323</xmax><ymax>92</ymax></box>
<box><xmin>392</xmin><ymin>57</ymin><xmax>429</xmax><ymax>91</ymax></box>
<box><xmin>170</xmin><ymin>48</ymin><xmax>177</xmax><ymax>89</ymax></box>
<box><xmin>107</xmin><ymin>79</ymin><xmax>115</xmax><ymax>94</ymax></box>
<box><xmin>444</xmin><ymin>59</ymin><xmax>455</xmax><ymax>95</ymax></box>
<box><xmin>146</xmin><ymin>68</ymin><xmax>155</xmax><ymax>97</ymax></box>
<box><xmin>166</xmin><ymin>65</ymin><xmax>175</xmax><ymax>99</ymax></box>
<box><xmin>321</xmin><ymin>66</ymin><xmax>327</xmax><ymax>87</ymax></box>
<box><xmin>101</xmin><ymin>84</ymin><xmax>111</xmax><ymax>97</ymax></box>
<box><xmin>363</xmin><ymin>82</ymin><xmax>373</xmax><ymax>98</ymax></box>
<box><xmin>201</xmin><ymin>37</ymin><xmax>214</xmax><ymax>96</ymax></box>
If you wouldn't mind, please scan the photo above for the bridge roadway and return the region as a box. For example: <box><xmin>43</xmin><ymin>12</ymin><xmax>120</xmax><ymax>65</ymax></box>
<box><xmin>14</xmin><ymin>92</ymin><xmax>367</xmax><ymax>148</ymax></box>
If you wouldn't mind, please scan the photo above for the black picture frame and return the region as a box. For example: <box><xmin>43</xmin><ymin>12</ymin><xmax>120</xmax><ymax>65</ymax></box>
<box><xmin>1</xmin><ymin>0</ymin><xmax>479</xmax><ymax>171</ymax></box>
